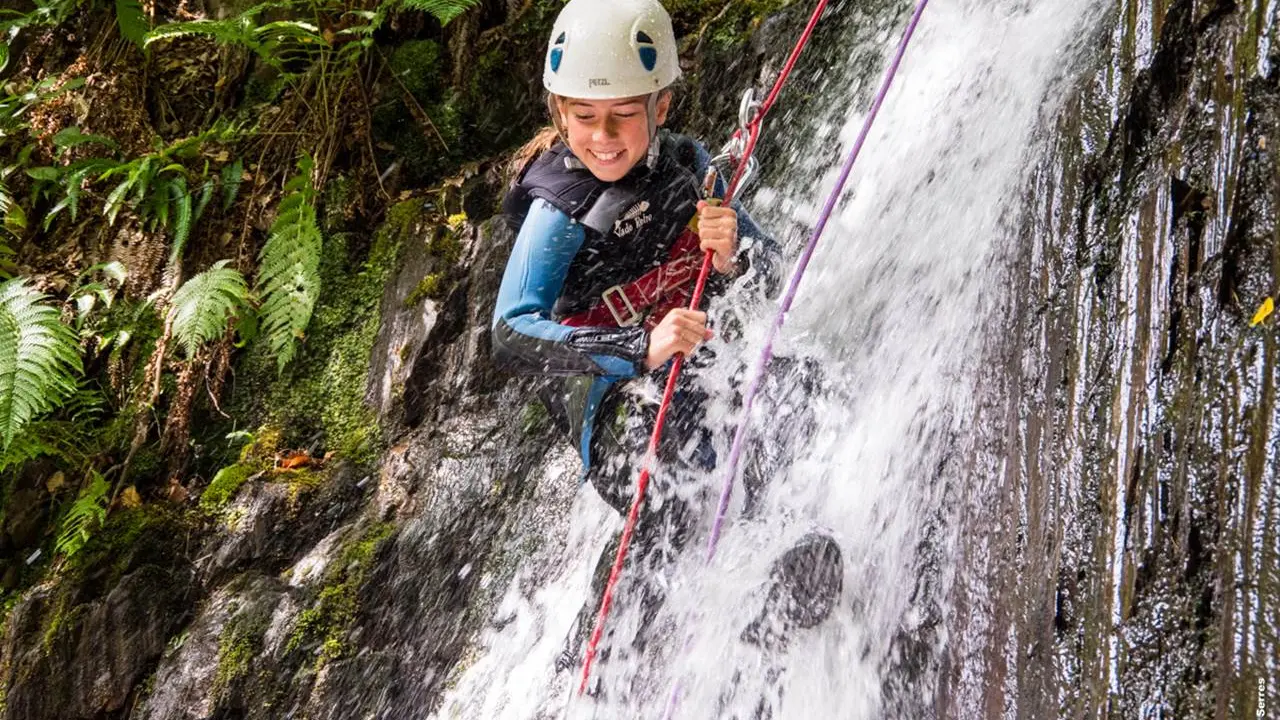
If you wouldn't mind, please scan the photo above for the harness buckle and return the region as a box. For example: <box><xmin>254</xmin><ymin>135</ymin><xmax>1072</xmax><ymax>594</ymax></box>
<box><xmin>601</xmin><ymin>284</ymin><xmax>643</xmax><ymax>327</ymax></box>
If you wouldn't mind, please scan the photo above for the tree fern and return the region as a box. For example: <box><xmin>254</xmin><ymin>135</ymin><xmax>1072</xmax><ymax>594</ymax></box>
<box><xmin>115</xmin><ymin>0</ymin><xmax>148</xmax><ymax>47</ymax></box>
<box><xmin>55</xmin><ymin>472</ymin><xmax>110</xmax><ymax>558</ymax></box>
<box><xmin>0</xmin><ymin>279</ymin><xmax>83</xmax><ymax>449</ymax></box>
<box><xmin>399</xmin><ymin>0</ymin><xmax>480</xmax><ymax>25</ymax></box>
<box><xmin>169</xmin><ymin>261</ymin><xmax>250</xmax><ymax>357</ymax></box>
<box><xmin>256</xmin><ymin>155</ymin><xmax>321</xmax><ymax>372</ymax></box>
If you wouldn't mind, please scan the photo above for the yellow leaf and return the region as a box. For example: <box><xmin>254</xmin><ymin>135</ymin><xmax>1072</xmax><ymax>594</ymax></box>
<box><xmin>45</xmin><ymin>471</ymin><xmax>66</xmax><ymax>494</ymax></box>
<box><xmin>1251</xmin><ymin>297</ymin><xmax>1274</xmax><ymax>327</ymax></box>
<box><xmin>120</xmin><ymin>486</ymin><xmax>143</xmax><ymax>508</ymax></box>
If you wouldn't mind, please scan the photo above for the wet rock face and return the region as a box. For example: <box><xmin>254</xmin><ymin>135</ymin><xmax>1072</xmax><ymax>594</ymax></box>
<box><xmin>3</xmin><ymin>565</ymin><xmax>191</xmax><ymax>719</ymax></box>
<box><xmin>200</xmin><ymin>465</ymin><xmax>368</xmax><ymax>585</ymax></box>
<box><xmin>944</xmin><ymin>0</ymin><xmax>1280</xmax><ymax>717</ymax></box>
<box><xmin>138</xmin><ymin>573</ymin><xmax>289</xmax><ymax>720</ymax></box>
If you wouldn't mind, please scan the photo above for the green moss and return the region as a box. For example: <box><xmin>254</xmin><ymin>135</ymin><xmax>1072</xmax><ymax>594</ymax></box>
<box><xmin>274</xmin><ymin>467</ymin><xmax>326</xmax><ymax>506</ymax></box>
<box><xmin>387</xmin><ymin>41</ymin><xmax>445</xmax><ymax>100</ymax></box>
<box><xmin>285</xmin><ymin>521</ymin><xmax>396</xmax><ymax>668</ymax></box>
<box><xmin>212</xmin><ymin>596</ymin><xmax>272</xmax><ymax>699</ymax></box>
<box><xmin>239</xmin><ymin>426</ymin><xmax>282</xmax><ymax>464</ymax></box>
<box><xmin>404</xmin><ymin>220</ymin><xmax>465</xmax><ymax>307</ymax></box>
<box><xmin>200</xmin><ymin>464</ymin><xmax>255</xmax><ymax>511</ymax></box>
<box><xmin>321</xmin><ymin>175</ymin><xmax>359</xmax><ymax>233</ymax></box>
<box><xmin>129</xmin><ymin>446</ymin><xmax>163</xmax><ymax>482</ymax></box>
<box><xmin>213</xmin><ymin>625</ymin><xmax>256</xmax><ymax>696</ymax></box>
<box><xmin>372</xmin><ymin>40</ymin><xmax>464</xmax><ymax>185</ymax></box>
<box><xmin>36</xmin><ymin>505</ymin><xmax>189</xmax><ymax>659</ymax></box>
<box><xmin>229</xmin><ymin>205</ymin><xmax>415</xmax><ymax>469</ymax></box>
<box><xmin>404</xmin><ymin>273</ymin><xmax>444</xmax><ymax>306</ymax></box>
<box><xmin>520</xmin><ymin>401</ymin><xmax>549</xmax><ymax>435</ymax></box>
<box><xmin>41</xmin><ymin>599</ymin><xmax>85</xmax><ymax>652</ymax></box>
<box><xmin>63</xmin><ymin>505</ymin><xmax>185</xmax><ymax>579</ymax></box>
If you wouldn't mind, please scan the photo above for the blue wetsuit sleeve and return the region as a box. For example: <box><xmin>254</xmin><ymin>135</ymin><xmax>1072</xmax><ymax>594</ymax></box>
<box><xmin>691</xmin><ymin>142</ymin><xmax>783</xmax><ymax>297</ymax></box>
<box><xmin>491</xmin><ymin>198</ymin><xmax>648</xmax><ymax>377</ymax></box>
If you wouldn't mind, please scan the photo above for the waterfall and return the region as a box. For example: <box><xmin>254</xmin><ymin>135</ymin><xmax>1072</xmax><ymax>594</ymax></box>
<box><xmin>434</xmin><ymin>2</ymin><xmax>1131</xmax><ymax>718</ymax></box>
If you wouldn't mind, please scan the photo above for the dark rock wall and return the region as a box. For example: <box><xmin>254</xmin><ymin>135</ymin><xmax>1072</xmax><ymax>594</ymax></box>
<box><xmin>949</xmin><ymin>0</ymin><xmax>1279</xmax><ymax>717</ymax></box>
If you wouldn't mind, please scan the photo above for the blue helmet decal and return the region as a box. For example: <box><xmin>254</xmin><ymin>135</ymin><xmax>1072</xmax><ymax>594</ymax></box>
<box><xmin>550</xmin><ymin>47</ymin><xmax>564</xmax><ymax>72</ymax></box>
<box><xmin>638</xmin><ymin>47</ymin><xmax>657</xmax><ymax>71</ymax></box>
<box><xmin>636</xmin><ymin>31</ymin><xmax>656</xmax><ymax>72</ymax></box>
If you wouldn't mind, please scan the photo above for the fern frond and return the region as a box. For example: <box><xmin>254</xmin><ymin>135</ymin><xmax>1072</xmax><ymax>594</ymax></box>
<box><xmin>256</xmin><ymin>156</ymin><xmax>321</xmax><ymax>372</ymax></box>
<box><xmin>115</xmin><ymin>0</ymin><xmax>148</xmax><ymax>47</ymax></box>
<box><xmin>0</xmin><ymin>172</ymin><xmax>11</xmax><ymax>221</ymax></box>
<box><xmin>55</xmin><ymin>473</ymin><xmax>110</xmax><ymax>558</ymax></box>
<box><xmin>144</xmin><ymin>19</ymin><xmax>258</xmax><ymax>51</ymax></box>
<box><xmin>169</xmin><ymin>174</ymin><xmax>193</xmax><ymax>262</ymax></box>
<box><xmin>0</xmin><ymin>279</ymin><xmax>83</xmax><ymax>449</ymax></box>
<box><xmin>0</xmin><ymin>423</ymin><xmax>65</xmax><ymax>474</ymax></box>
<box><xmin>0</xmin><ymin>413</ymin><xmax>90</xmax><ymax>474</ymax></box>
<box><xmin>221</xmin><ymin>160</ymin><xmax>243</xmax><ymax>211</ymax></box>
<box><xmin>399</xmin><ymin>0</ymin><xmax>480</xmax><ymax>25</ymax></box>
<box><xmin>169</xmin><ymin>260</ymin><xmax>249</xmax><ymax>357</ymax></box>
<box><xmin>193</xmin><ymin>177</ymin><xmax>214</xmax><ymax>222</ymax></box>
<box><xmin>146</xmin><ymin>6</ymin><xmax>324</xmax><ymax>69</ymax></box>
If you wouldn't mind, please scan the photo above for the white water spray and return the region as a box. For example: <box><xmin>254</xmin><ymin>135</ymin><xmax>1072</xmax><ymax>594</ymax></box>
<box><xmin>437</xmin><ymin>1</ymin><xmax>1107</xmax><ymax>717</ymax></box>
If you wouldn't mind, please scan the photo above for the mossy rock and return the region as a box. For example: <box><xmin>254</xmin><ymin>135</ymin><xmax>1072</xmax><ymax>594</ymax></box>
<box><xmin>285</xmin><ymin>521</ymin><xmax>396</xmax><ymax>668</ymax></box>
<box><xmin>200</xmin><ymin>464</ymin><xmax>257</xmax><ymax>512</ymax></box>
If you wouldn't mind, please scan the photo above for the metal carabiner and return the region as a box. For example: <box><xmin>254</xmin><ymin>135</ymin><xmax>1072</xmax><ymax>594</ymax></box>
<box><xmin>737</xmin><ymin>87</ymin><xmax>762</xmax><ymax>133</ymax></box>
<box><xmin>707</xmin><ymin>88</ymin><xmax>765</xmax><ymax>198</ymax></box>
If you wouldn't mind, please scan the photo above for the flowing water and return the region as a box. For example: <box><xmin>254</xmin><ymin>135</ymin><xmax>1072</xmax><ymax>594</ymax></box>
<box><xmin>430</xmin><ymin>0</ymin><xmax>1278</xmax><ymax>717</ymax></box>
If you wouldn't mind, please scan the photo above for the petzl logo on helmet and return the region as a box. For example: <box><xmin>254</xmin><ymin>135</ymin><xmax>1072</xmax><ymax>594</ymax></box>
<box><xmin>589</xmin><ymin>78</ymin><xmax>611</xmax><ymax>88</ymax></box>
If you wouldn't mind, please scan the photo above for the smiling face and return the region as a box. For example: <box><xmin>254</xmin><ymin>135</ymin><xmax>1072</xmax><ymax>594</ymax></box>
<box><xmin>555</xmin><ymin>92</ymin><xmax>671</xmax><ymax>182</ymax></box>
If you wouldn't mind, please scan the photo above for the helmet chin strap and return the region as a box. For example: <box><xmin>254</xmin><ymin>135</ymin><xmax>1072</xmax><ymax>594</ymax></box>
<box><xmin>644</xmin><ymin>91</ymin><xmax>661</xmax><ymax>170</ymax></box>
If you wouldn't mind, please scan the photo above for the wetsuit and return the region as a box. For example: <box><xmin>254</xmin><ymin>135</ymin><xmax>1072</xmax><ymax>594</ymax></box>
<box><xmin>493</xmin><ymin>131</ymin><xmax>778</xmax><ymax>476</ymax></box>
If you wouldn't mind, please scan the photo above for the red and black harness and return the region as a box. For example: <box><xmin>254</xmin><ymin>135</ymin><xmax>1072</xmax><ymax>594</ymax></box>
<box><xmin>559</xmin><ymin>214</ymin><xmax>705</xmax><ymax>331</ymax></box>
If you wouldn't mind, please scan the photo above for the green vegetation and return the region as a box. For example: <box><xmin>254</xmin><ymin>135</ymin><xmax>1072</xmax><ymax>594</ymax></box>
<box><xmin>256</xmin><ymin>155</ymin><xmax>324</xmax><ymax>372</ymax></box>
<box><xmin>212</xmin><ymin>603</ymin><xmax>271</xmax><ymax>698</ymax></box>
<box><xmin>0</xmin><ymin>279</ymin><xmax>83</xmax><ymax>449</ymax></box>
<box><xmin>169</xmin><ymin>261</ymin><xmax>252</xmax><ymax>358</ymax></box>
<box><xmin>286</xmin><ymin>521</ymin><xmax>396</xmax><ymax>667</ymax></box>
<box><xmin>200</xmin><ymin>464</ymin><xmax>256</xmax><ymax>511</ymax></box>
<box><xmin>54</xmin><ymin>473</ymin><xmax>111</xmax><ymax>558</ymax></box>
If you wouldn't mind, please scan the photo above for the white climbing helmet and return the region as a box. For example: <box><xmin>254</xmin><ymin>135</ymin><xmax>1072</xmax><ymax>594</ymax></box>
<box><xmin>542</xmin><ymin>0</ymin><xmax>682</xmax><ymax>100</ymax></box>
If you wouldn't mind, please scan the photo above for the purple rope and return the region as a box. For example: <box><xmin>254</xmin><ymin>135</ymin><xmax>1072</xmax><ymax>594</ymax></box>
<box><xmin>706</xmin><ymin>0</ymin><xmax>931</xmax><ymax>561</ymax></box>
<box><xmin>661</xmin><ymin>5</ymin><xmax>931</xmax><ymax>717</ymax></box>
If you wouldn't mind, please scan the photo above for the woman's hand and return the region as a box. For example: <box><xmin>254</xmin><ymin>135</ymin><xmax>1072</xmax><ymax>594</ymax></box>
<box><xmin>697</xmin><ymin>201</ymin><xmax>739</xmax><ymax>274</ymax></box>
<box><xmin>646</xmin><ymin>308</ymin><xmax>713</xmax><ymax>370</ymax></box>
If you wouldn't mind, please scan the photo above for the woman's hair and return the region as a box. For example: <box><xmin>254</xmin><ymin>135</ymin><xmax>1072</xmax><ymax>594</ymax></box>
<box><xmin>510</xmin><ymin>124</ymin><xmax>560</xmax><ymax>179</ymax></box>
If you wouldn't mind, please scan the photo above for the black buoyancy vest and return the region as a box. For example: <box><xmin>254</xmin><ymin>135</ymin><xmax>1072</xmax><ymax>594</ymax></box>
<box><xmin>502</xmin><ymin>133</ymin><xmax>705</xmax><ymax>319</ymax></box>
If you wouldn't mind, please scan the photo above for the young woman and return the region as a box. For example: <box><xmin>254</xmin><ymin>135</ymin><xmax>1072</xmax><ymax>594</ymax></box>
<box><xmin>492</xmin><ymin>0</ymin><xmax>841</xmax><ymax>675</ymax></box>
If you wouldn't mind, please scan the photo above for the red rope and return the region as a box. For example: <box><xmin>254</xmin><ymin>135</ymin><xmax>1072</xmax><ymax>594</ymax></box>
<box><xmin>577</xmin><ymin>0</ymin><xmax>831</xmax><ymax>696</ymax></box>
